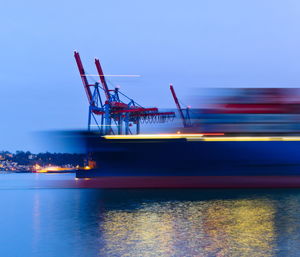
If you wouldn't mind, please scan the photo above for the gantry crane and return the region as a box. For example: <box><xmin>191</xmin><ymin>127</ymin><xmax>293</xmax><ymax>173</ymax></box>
<box><xmin>74</xmin><ymin>51</ymin><xmax>175</xmax><ymax>135</ymax></box>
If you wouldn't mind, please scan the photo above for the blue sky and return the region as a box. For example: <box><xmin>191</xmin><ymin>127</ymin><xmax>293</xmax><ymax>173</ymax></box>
<box><xmin>1</xmin><ymin>0</ymin><xmax>300</xmax><ymax>152</ymax></box>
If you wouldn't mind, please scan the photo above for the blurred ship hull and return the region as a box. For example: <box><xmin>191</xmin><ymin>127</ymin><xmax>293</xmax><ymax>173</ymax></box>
<box><xmin>73</xmin><ymin>176</ymin><xmax>300</xmax><ymax>188</ymax></box>
<box><xmin>76</xmin><ymin>135</ymin><xmax>300</xmax><ymax>188</ymax></box>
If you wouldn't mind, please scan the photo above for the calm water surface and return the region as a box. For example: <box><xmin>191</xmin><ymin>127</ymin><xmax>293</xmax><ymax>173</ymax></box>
<box><xmin>1</xmin><ymin>173</ymin><xmax>300</xmax><ymax>257</ymax></box>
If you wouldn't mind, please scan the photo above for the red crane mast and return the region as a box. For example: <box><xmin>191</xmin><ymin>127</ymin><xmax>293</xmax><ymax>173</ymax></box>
<box><xmin>94</xmin><ymin>58</ymin><xmax>110</xmax><ymax>102</ymax></box>
<box><xmin>74</xmin><ymin>51</ymin><xmax>93</xmax><ymax>103</ymax></box>
<box><xmin>170</xmin><ymin>84</ymin><xmax>188</xmax><ymax>127</ymax></box>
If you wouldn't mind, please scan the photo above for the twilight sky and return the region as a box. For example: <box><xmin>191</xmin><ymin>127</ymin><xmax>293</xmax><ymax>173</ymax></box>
<box><xmin>1</xmin><ymin>0</ymin><xmax>300</xmax><ymax>152</ymax></box>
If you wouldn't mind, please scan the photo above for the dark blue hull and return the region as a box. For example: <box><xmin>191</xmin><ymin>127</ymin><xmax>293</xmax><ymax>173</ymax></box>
<box><xmin>76</xmin><ymin>136</ymin><xmax>300</xmax><ymax>187</ymax></box>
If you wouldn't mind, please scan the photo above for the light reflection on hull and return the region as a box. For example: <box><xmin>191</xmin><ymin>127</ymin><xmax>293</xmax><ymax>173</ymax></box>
<box><xmin>79</xmin><ymin>135</ymin><xmax>300</xmax><ymax>187</ymax></box>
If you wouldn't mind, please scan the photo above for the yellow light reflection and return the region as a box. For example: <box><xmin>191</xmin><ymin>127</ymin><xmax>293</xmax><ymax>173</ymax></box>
<box><xmin>104</xmin><ymin>134</ymin><xmax>205</xmax><ymax>140</ymax></box>
<box><xmin>202</xmin><ymin>137</ymin><xmax>300</xmax><ymax>141</ymax></box>
<box><xmin>104</xmin><ymin>134</ymin><xmax>300</xmax><ymax>141</ymax></box>
<box><xmin>202</xmin><ymin>199</ymin><xmax>275</xmax><ymax>257</ymax></box>
<box><xmin>99</xmin><ymin>198</ymin><xmax>276</xmax><ymax>256</ymax></box>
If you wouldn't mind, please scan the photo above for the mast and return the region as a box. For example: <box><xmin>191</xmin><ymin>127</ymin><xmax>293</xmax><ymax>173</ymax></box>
<box><xmin>74</xmin><ymin>51</ymin><xmax>93</xmax><ymax>103</ymax></box>
<box><xmin>170</xmin><ymin>84</ymin><xmax>187</xmax><ymax>127</ymax></box>
<box><xmin>95</xmin><ymin>58</ymin><xmax>110</xmax><ymax>101</ymax></box>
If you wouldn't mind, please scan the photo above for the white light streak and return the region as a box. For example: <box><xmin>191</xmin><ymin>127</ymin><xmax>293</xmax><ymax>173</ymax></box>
<box><xmin>81</xmin><ymin>74</ymin><xmax>141</xmax><ymax>77</ymax></box>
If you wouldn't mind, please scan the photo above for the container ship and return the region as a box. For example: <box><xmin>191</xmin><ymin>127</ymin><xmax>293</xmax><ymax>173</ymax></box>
<box><xmin>73</xmin><ymin>51</ymin><xmax>300</xmax><ymax>188</ymax></box>
<box><xmin>75</xmin><ymin>133</ymin><xmax>300</xmax><ymax>188</ymax></box>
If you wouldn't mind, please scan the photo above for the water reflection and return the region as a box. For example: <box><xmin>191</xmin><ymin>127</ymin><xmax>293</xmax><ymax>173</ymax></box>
<box><xmin>99</xmin><ymin>197</ymin><xmax>276</xmax><ymax>256</ymax></box>
<box><xmin>2</xmin><ymin>175</ymin><xmax>300</xmax><ymax>257</ymax></box>
<box><xmin>202</xmin><ymin>199</ymin><xmax>275</xmax><ymax>257</ymax></box>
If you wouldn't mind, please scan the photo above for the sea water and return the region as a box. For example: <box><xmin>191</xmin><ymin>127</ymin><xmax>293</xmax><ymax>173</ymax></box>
<box><xmin>0</xmin><ymin>173</ymin><xmax>300</xmax><ymax>257</ymax></box>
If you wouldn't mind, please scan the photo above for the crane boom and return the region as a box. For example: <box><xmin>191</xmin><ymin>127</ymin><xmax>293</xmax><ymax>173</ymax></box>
<box><xmin>74</xmin><ymin>51</ymin><xmax>93</xmax><ymax>103</ymax></box>
<box><xmin>95</xmin><ymin>58</ymin><xmax>110</xmax><ymax>101</ymax></box>
<box><xmin>170</xmin><ymin>84</ymin><xmax>187</xmax><ymax>127</ymax></box>
<box><xmin>74</xmin><ymin>51</ymin><xmax>175</xmax><ymax>134</ymax></box>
